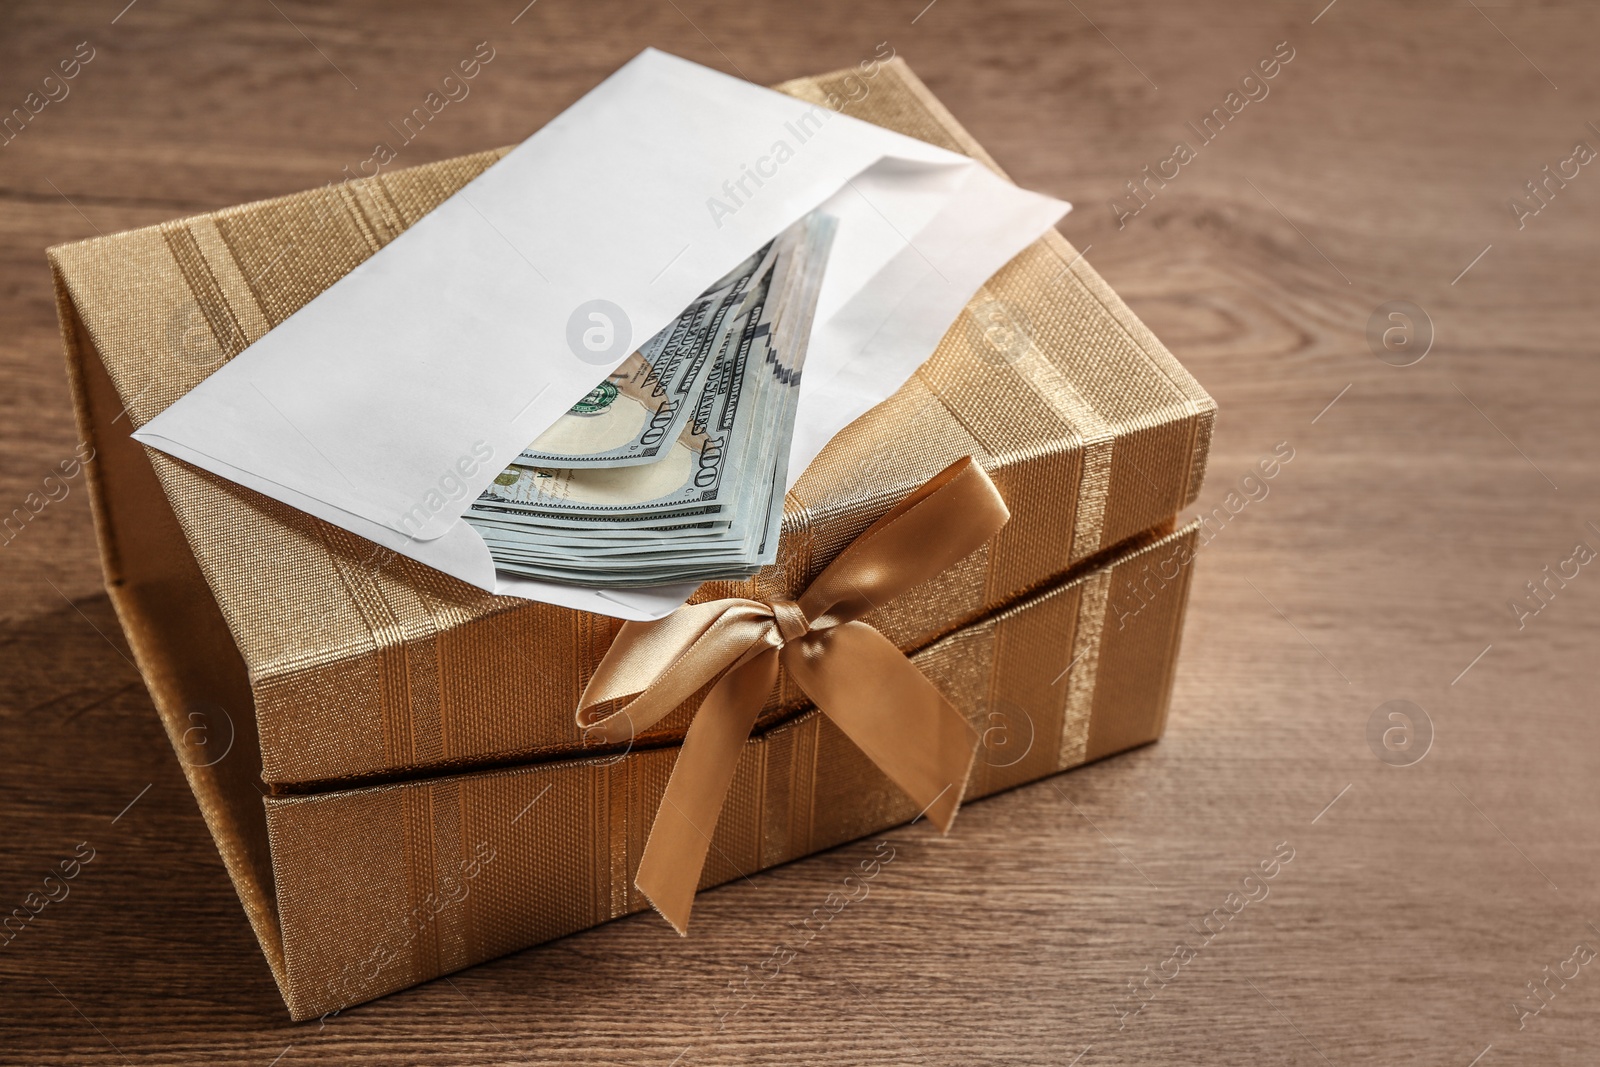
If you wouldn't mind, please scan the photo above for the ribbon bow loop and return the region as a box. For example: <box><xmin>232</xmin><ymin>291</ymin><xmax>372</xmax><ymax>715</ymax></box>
<box><xmin>575</xmin><ymin>457</ymin><xmax>1010</xmax><ymax>933</ymax></box>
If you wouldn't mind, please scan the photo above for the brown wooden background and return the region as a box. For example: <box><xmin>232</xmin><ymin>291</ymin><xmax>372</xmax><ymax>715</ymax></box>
<box><xmin>4</xmin><ymin>0</ymin><xmax>1598</xmax><ymax>1063</ymax></box>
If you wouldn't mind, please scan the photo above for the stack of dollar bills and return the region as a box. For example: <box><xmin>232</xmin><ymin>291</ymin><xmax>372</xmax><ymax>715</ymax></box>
<box><xmin>465</xmin><ymin>212</ymin><xmax>836</xmax><ymax>588</ymax></box>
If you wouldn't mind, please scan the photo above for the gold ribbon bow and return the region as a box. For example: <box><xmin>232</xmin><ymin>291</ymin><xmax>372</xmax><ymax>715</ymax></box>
<box><xmin>576</xmin><ymin>457</ymin><xmax>1011</xmax><ymax>933</ymax></box>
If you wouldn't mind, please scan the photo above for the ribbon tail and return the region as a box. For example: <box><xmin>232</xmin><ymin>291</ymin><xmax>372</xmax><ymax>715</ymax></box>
<box><xmin>635</xmin><ymin>647</ymin><xmax>779</xmax><ymax>935</ymax></box>
<box><xmin>785</xmin><ymin>621</ymin><xmax>979</xmax><ymax>833</ymax></box>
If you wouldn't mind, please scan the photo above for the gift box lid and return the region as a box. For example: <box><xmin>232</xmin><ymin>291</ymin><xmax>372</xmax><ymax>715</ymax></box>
<box><xmin>49</xmin><ymin>57</ymin><xmax>1213</xmax><ymax>789</ymax></box>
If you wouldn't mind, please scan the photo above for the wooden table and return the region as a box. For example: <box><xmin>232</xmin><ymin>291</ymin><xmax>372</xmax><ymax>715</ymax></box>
<box><xmin>4</xmin><ymin>1</ymin><xmax>1597</xmax><ymax>1062</ymax></box>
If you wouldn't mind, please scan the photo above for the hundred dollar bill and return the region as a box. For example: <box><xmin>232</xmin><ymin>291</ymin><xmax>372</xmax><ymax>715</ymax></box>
<box><xmin>471</xmin><ymin>215</ymin><xmax>833</xmax><ymax>584</ymax></box>
<box><xmin>515</xmin><ymin>241</ymin><xmax>773</xmax><ymax>469</ymax></box>
<box><xmin>473</xmin><ymin>272</ymin><xmax>776</xmax><ymax>527</ymax></box>
<box><xmin>466</xmin><ymin>211</ymin><xmax>836</xmax><ymax>587</ymax></box>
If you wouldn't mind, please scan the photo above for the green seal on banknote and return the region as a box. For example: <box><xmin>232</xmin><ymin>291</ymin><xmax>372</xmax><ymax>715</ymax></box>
<box><xmin>493</xmin><ymin>470</ymin><xmax>519</xmax><ymax>487</ymax></box>
<box><xmin>570</xmin><ymin>380</ymin><xmax>619</xmax><ymax>416</ymax></box>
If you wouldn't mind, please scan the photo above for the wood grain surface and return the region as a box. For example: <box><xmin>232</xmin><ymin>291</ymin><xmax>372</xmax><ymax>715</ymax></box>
<box><xmin>3</xmin><ymin>1</ymin><xmax>1598</xmax><ymax>1063</ymax></box>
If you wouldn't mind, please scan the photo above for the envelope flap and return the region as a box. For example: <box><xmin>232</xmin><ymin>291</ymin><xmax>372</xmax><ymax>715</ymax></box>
<box><xmin>48</xmin><ymin>149</ymin><xmax>512</xmax><ymax>434</ymax></box>
<box><xmin>126</xmin><ymin>49</ymin><xmax>983</xmax><ymax>546</ymax></box>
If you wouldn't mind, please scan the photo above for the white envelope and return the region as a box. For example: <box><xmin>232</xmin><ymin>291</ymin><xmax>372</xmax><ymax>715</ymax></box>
<box><xmin>134</xmin><ymin>49</ymin><xmax>1068</xmax><ymax>620</ymax></box>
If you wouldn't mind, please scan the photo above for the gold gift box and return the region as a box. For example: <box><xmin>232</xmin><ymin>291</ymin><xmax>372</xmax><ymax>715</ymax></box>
<box><xmin>49</xmin><ymin>59</ymin><xmax>1212</xmax><ymax>1018</ymax></box>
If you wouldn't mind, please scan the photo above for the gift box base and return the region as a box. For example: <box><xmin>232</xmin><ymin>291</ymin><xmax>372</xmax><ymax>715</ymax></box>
<box><xmin>85</xmin><ymin>328</ymin><xmax>1198</xmax><ymax>1017</ymax></box>
<box><xmin>52</xmin><ymin>58</ymin><xmax>1209</xmax><ymax>1021</ymax></box>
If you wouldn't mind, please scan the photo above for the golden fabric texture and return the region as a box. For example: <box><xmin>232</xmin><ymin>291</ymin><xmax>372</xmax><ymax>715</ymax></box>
<box><xmin>260</xmin><ymin>522</ymin><xmax>1199</xmax><ymax>1019</ymax></box>
<box><xmin>47</xmin><ymin>58</ymin><xmax>1213</xmax><ymax>788</ymax></box>
<box><xmin>579</xmin><ymin>457</ymin><xmax>1008</xmax><ymax>931</ymax></box>
<box><xmin>59</xmin><ymin>305</ymin><xmax>1203</xmax><ymax>1016</ymax></box>
<box><xmin>48</xmin><ymin>58</ymin><xmax>1215</xmax><ymax>1020</ymax></box>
